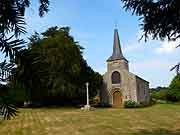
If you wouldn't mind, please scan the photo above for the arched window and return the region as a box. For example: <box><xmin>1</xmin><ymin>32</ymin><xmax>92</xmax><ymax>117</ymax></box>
<box><xmin>111</xmin><ymin>71</ymin><xmax>121</xmax><ymax>84</ymax></box>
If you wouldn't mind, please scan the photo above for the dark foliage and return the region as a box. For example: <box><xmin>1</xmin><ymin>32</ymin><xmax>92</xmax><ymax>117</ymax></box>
<box><xmin>150</xmin><ymin>87</ymin><xmax>169</xmax><ymax>100</ymax></box>
<box><xmin>124</xmin><ymin>99</ymin><xmax>156</xmax><ymax>108</ymax></box>
<box><xmin>0</xmin><ymin>62</ymin><xmax>18</xmax><ymax>120</ymax></box>
<box><xmin>0</xmin><ymin>0</ymin><xmax>49</xmax><ymax>60</ymax></box>
<box><xmin>0</xmin><ymin>0</ymin><xmax>50</xmax><ymax>120</ymax></box>
<box><xmin>124</xmin><ymin>100</ymin><xmax>139</xmax><ymax>108</ymax></box>
<box><xmin>167</xmin><ymin>75</ymin><xmax>180</xmax><ymax>102</ymax></box>
<box><xmin>11</xmin><ymin>26</ymin><xmax>103</xmax><ymax>106</ymax></box>
<box><xmin>121</xmin><ymin>0</ymin><xmax>180</xmax><ymax>42</ymax></box>
<box><xmin>0</xmin><ymin>95</ymin><xmax>18</xmax><ymax>120</ymax></box>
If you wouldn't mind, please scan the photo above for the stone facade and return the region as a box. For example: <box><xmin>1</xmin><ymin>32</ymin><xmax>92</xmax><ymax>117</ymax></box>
<box><xmin>100</xmin><ymin>29</ymin><xmax>150</xmax><ymax>106</ymax></box>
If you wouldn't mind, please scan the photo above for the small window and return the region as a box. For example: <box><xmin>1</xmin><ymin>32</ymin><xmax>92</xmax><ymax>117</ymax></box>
<box><xmin>111</xmin><ymin>71</ymin><xmax>121</xmax><ymax>84</ymax></box>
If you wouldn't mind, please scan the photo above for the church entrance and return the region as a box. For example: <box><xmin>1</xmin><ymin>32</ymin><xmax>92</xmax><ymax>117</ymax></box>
<box><xmin>113</xmin><ymin>91</ymin><xmax>122</xmax><ymax>106</ymax></box>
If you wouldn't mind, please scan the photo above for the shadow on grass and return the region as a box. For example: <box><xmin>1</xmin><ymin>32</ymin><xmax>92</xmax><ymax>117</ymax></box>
<box><xmin>0</xmin><ymin>120</ymin><xmax>4</xmax><ymax>124</ymax></box>
<box><xmin>22</xmin><ymin>105</ymin><xmax>80</xmax><ymax>110</ymax></box>
<box><xmin>133</xmin><ymin>128</ymin><xmax>180</xmax><ymax>135</ymax></box>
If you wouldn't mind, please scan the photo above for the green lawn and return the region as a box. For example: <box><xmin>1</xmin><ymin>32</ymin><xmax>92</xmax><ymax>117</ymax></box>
<box><xmin>1</xmin><ymin>104</ymin><xmax>180</xmax><ymax>135</ymax></box>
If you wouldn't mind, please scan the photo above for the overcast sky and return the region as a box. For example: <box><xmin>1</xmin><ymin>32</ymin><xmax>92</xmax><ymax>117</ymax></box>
<box><xmin>3</xmin><ymin>0</ymin><xmax>180</xmax><ymax>88</ymax></box>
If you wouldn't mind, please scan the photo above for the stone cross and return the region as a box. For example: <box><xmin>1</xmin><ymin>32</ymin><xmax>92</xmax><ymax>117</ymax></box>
<box><xmin>86</xmin><ymin>82</ymin><xmax>89</xmax><ymax>106</ymax></box>
<box><xmin>82</xmin><ymin>82</ymin><xmax>90</xmax><ymax>111</ymax></box>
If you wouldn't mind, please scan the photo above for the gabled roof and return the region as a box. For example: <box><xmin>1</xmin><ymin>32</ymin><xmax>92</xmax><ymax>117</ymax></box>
<box><xmin>107</xmin><ymin>29</ymin><xmax>127</xmax><ymax>62</ymax></box>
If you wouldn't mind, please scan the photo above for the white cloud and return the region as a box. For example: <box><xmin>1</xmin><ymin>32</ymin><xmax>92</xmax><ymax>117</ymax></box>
<box><xmin>131</xmin><ymin>59</ymin><xmax>174</xmax><ymax>70</ymax></box>
<box><xmin>123</xmin><ymin>42</ymin><xmax>145</xmax><ymax>53</ymax></box>
<box><xmin>130</xmin><ymin>58</ymin><xmax>177</xmax><ymax>87</ymax></box>
<box><xmin>155</xmin><ymin>40</ymin><xmax>179</xmax><ymax>54</ymax></box>
<box><xmin>134</xmin><ymin>30</ymin><xmax>180</xmax><ymax>55</ymax></box>
<box><xmin>122</xmin><ymin>30</ymin><xmax>155</xmax><ymax>54</ymax></box>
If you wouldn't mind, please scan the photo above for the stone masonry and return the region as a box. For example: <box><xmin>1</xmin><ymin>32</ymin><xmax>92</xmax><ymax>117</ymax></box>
<box><xmin>100</xmin><ymin>28</ymin><xmax>150</xmax><ymax>106</ymax></box>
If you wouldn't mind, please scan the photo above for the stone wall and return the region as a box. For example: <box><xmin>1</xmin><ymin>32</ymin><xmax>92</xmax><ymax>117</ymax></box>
<box><xmin>107</xmin><ymin>59</ymin><xmax>129</xmax><ymax>71</ymax></box>
<box><xmin>122</xmin><ymin>72</ymin><xmax>138</xmax><ymax>102</ymax></box>
<box><xmin>106</xmin><ymin>69</ymin><xmax>138</xmax><ymax>104</ymax></box>
<box><xmin>136</xmin><ymin>76</ymin><xmax>150</xmax><ymax>102</ymax></box>
<box><xmin>100</xmin><ymin>58</ymin><xmax>150</xmax><ymax>105</ymax></box>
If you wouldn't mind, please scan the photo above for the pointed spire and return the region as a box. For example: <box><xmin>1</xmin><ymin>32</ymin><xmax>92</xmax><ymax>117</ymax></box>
<box><xmin>107</xmin><ymin>28</ymin><xmax>127</xmax><ymax>61</ymax></box>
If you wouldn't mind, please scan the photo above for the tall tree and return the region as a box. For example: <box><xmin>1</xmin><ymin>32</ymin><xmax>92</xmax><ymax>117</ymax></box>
<box><xmin>167</xmin><ymin>75</ymin><xmax>180</xmax><ymax>102</ymax></box>
<box><xmin>13</xmin><ymin>27</ymin><xmax>102</xmax><ymax>105</ymax></box>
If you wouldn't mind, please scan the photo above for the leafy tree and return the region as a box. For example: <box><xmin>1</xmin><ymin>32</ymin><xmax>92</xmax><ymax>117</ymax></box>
<box><xmin>13</xmin><ymin>27</ymin><xmax>103</xmax><ymax>106</ymax></box>
<box><xmin>167</xmin><ymin>75</ymin><xmax>180</xmax><ymax>102</ymax></box>
<box><xmin>150</xmin><ymin>86</ymin><xmax>168</xmax><ymax>92</ymax></box>
<box><xmin>0</xmin><ymin>0</ymin><xmax>50</xmax><ymax>119</ymax></box>
<box><xmin>169</xmin><ymin>75</ymin><xmax>180</xmax><ymax>89</ymax></box>
<box><xmin>151</xmin><ymin>89</ymin><xmax>168</xmax><ymax>101</ymax></box>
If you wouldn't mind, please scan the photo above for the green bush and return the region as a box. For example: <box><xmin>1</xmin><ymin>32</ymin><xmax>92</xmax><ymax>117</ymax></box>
<box><xmin>167</xmin><ymin>89</ymin><xmax>180</xmax><ymax>102</ymax></box>
<box><xmin>151</xmin><ymin>89</ymin><xmax>168</xmax><ymax>100</ymax></box>
<box><xmin>124</xmin><ymin>100</ymin><xmax>140</xmax><ymax>108</ymax></box>
<box><xmin>140</xmin><ymin>99</ymin><xmax>156</xmax><ymax>107</ymax></box>
<box><xmin>167</xmin><ymin>75</ymin><xmax>180</xmax><ymax>102</ymax></box>
<box><xmin>124</xmin><ymin>99</ymin><xmax>156</xmax><ymax>108</ymax></box>
<box><xmin>150</xmin><ymin>98</ymin><xmax>157</xmax><ymax>105</ymax></box>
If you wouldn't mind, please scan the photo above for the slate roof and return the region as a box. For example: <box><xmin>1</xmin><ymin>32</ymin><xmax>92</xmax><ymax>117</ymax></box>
<box><xmin>107</xmin><ymin>29</ymin><xmax>128</xmax><ymax>62</ymax></box>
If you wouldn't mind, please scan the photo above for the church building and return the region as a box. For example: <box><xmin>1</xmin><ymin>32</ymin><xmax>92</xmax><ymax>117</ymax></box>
<box><xmin>100</xmin><ymin>28</ymin><xmax>150</xmax><ymax>106</ymax></box>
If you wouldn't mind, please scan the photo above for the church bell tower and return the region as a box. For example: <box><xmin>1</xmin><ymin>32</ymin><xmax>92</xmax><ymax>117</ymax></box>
<box><xmin>107</xmin><ymin>28</ymin><xmax>129</xmax><ymax>72</ymax></box>
<box><xmin>101</xmin><ymin>28</ymin><xmax>150</xmax><ymax>106</ymax></box>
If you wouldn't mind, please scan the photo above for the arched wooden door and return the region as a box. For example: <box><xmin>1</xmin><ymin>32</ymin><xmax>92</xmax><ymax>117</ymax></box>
<box><xmin>113</xmin><ymin>91</ymin><xmax>122</xmax><ymax>106</ymax></box>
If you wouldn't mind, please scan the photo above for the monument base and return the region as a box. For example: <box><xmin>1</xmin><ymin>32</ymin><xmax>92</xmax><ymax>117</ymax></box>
<box><xmin>84</xmin><ymin>105</ymin><xmax>91</xmax><ymax>111</ymax></box>
<box><xmin>81</xmin><ymin>105</ymin><xmax>92</xmax><ymax>111</ymax></box>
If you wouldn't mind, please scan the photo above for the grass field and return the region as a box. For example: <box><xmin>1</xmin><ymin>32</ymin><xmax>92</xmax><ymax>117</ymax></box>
<box><xmin>1</xmin><ymin>104</ymin><xmax>180</xmax><ymax>135</ymax></box>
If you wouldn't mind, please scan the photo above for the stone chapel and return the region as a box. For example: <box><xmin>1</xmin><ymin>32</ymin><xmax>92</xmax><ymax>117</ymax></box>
<box><xmin>100</xmin><ymin>28</ymin><xmax>150</xmax><ymax>106</ymax></box>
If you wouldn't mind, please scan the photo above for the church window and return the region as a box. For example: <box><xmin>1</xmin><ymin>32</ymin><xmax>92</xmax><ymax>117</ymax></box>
<box><xmin>111</xmin><ymin>71</ymin><xmax>121</xmax><ymax>84</ymax></box>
